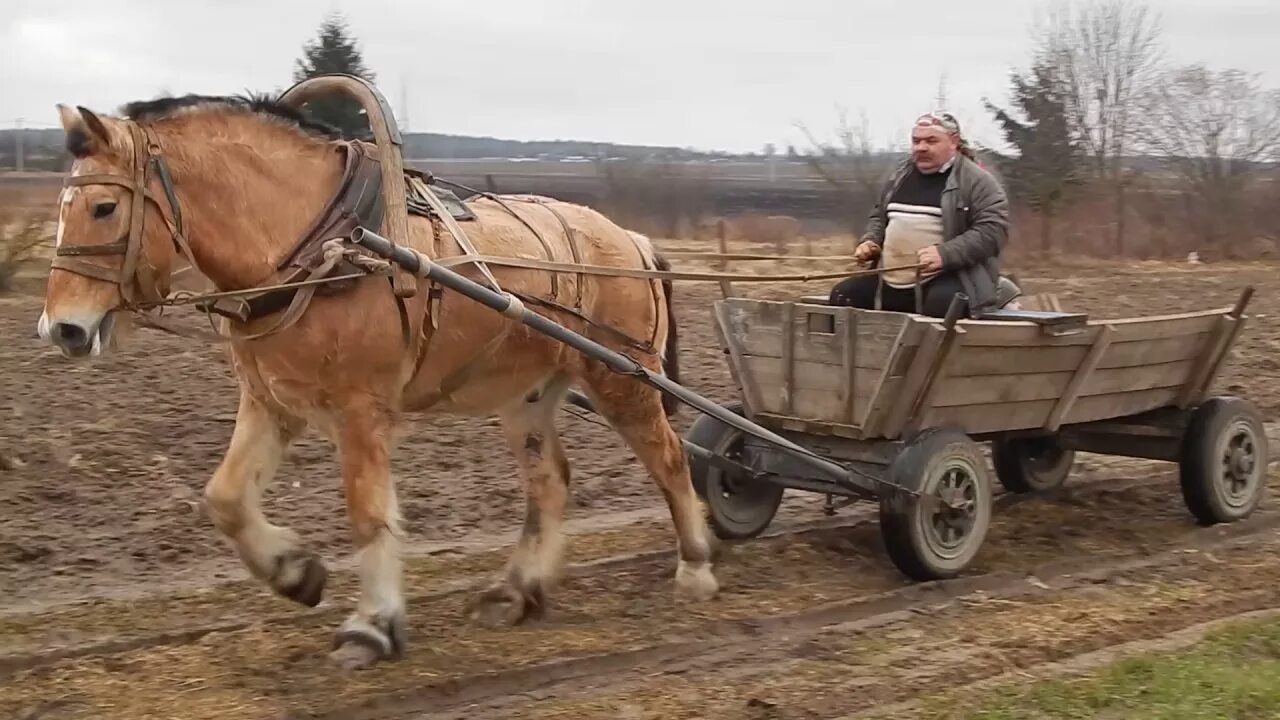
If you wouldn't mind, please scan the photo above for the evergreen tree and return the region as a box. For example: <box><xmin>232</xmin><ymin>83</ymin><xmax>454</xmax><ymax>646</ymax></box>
<box><xmin>292</xmin><ymin>13</ymin><xmax>377</xmax><ymax>138</ymax></box>
<box><xmin>985</xmin><ymin>61</ymin><xmax>1084</xmax><ymax>254</ymax></box>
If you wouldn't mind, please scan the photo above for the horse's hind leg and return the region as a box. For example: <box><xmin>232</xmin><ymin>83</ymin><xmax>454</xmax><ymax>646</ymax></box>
<box><xmin>329</xmin><ymin>400</ymin><xmax>408</xmax><ymax>670</ymax></box>
<box><xmin>470</xmin><ymin>374</ymin><xmax>574</xmax><ymax>627</ymax></box>
<box><xmin>204</xmin><ymin>391</ymin><xmax>326</xmax><ymax>606</ymax></box>
<box><xmin>581</xmin><ymin>368</ymin><xmax>720</xmax><ymax>601</ymax></box>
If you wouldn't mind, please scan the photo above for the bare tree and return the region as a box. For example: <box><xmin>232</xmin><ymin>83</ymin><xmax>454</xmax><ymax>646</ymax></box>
<box><xmin>1138</xmin><ymin>65</ymin><xmax>1280</xmax><ymax>250</ymax></box>
<box><xmin>985</xmin><ymin>61</ymin><xmax>1086</xmax><ymax>255</ymax></box>
<box><xmin>796</xmin><ymin>107</ymin><xmax>892</xmax><ymax>240</ymax></box>
<box><xmin>1035</xmin><ymin>0</ymin><xmax>1163</xmax><ymax>255</ymax></box>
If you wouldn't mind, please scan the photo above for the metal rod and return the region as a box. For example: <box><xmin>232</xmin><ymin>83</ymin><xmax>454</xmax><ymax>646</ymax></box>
<box><xmin>350</xmin><ymin>227</ymin><xmax>881</xmax><ymax>496</ymax></box>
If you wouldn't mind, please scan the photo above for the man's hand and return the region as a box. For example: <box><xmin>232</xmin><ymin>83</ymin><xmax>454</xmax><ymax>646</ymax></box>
<box><xmin>916</xmin><ymin>245</ymin><xmax>943</xmax><ymax>273</ymax></box>
<box><xmin>854</xmin><ymin>240</ymin><xmax>880</xmax><ymax>262</ymax></box>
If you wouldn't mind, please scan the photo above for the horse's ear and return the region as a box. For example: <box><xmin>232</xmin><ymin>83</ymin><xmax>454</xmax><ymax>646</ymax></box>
<box><xmin>56</xmin><ymin>104</ymin><xmax>113</xmax><ymax>158</ymax></box>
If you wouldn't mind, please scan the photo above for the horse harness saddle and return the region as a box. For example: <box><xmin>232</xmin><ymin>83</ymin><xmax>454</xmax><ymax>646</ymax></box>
<box><xmin>198</xmin><ymin>141</ymin><xmax>472</xmax><ymax>325</ymax></box>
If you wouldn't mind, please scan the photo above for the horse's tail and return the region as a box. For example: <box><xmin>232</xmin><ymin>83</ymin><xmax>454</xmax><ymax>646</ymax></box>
<box><xmin>652</xmin><ymin>253</ymin><xmax>681</xmax><ymax>417</ymax></box>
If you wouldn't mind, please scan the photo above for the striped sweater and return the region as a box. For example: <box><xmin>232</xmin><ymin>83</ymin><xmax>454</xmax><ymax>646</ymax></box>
<box><xmin>881</xmin><ymin>165</ymin><xmax>951</xmax><ymax>288</ymax></box>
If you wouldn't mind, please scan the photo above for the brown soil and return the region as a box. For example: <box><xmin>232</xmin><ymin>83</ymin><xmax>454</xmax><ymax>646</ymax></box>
<box><xmin>2</xmin><ymin>236</ymin><xmax>1279</xmax><ymax>719</ymax></box>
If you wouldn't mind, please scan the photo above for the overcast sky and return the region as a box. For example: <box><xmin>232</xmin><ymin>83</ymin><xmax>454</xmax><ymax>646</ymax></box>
<box><xmin>4</xmin><ymin>0</ymin><xmax>1278</xmax><ymax>154</ymax></box>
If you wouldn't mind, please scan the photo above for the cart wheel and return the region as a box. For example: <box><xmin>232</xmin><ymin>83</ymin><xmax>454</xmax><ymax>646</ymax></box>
<box><xmin>685</xmin><ymin>401</ymin><xmax>784</xmax><ymax>540</ymax></box>
<box><xmin>879</xmin><ymin>428</ymin><xmax>993</xmax><ymax>581</ymax></box>
<box><xmin>991</xmin><ymin>435</ymin><xmax>1074</xmax><ymax>493</ymax></box>
<box><xmin>1179</xmin><ymin>396</ymin><xmax>1269</xmax><ymax>525</ymax></box>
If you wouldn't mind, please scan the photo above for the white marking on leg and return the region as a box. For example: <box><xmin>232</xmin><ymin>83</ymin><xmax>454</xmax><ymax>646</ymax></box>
<box><xmin>357</xmin><ymin>490</ymin><xmax>403</xmax><ymax>619</ymax></box>
<box><xmin>204</xmin><ymin>395</ymin><xmax>301</xmax><ymax>587</ymax></box>
<box><xmin>675</xmin><ymin>558</ymin><xmax>719</xmax><ymax>601</ymax></box>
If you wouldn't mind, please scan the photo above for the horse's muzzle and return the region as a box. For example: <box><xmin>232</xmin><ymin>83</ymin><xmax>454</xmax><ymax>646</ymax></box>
<box><xmin>38</xmin><ymin>310</ymin><xmax>115</xmax><ymax>358</ymax></box>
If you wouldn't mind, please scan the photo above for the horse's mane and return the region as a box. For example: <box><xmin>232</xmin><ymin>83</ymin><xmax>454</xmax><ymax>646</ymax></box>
<box><xmin>119</xmin><ymin>92</ymin><xmax>345</xmax><ymax>142</ymax></box>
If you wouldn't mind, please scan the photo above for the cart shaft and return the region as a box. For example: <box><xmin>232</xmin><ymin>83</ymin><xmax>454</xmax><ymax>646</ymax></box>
<box><xmin>350</xmin><ymin>227</ymin><xmax>880</xmax><ymax>497</ymax></box>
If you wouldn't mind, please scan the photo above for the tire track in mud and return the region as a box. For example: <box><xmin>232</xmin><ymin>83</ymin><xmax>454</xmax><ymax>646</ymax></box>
<box><xmin>2</xmin><ymin>470</ymin><xmax>1276</xmax><ymax>720</ymax></box>
<box><xmin>0</xmin><ymin>465</ymin><xmax>1204</xmax><ymax>672</ymax></box>
<box><xmin>428</xmin><ymin>522</ymin><xmax>1280</xmax><ymax>720</ymax></box>
<box><xmin>0</xmin><ymin>510</ymin><xmax>859</xmax><ymax>675</ymax></box>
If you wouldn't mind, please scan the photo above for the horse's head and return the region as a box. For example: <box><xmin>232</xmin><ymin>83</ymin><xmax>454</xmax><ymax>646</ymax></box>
<box><xmin>38</xmin><ymin>104</ymin><xmax>185</xmax><ymax>358</ymax></box>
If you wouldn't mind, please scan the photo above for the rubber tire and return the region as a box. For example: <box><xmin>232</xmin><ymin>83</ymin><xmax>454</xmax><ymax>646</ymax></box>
<box><xmin>879</xmin><ymin>427</ymin><xmax>993</xmax><ymax>581</ymax></box>
<box><xmin>685</xmin><ymin>401</ymin><xmax>785</xmax><ymax>540</ymax></box>
<box><xmin>1179</xmin><ymin>396</ymin><xmax>1269</xmax><ymax>525</ymax></box>
<box><xmin>991</xmin><ymin>436</ymin><xmax>1075</xmax><ymax>493</ymax></box>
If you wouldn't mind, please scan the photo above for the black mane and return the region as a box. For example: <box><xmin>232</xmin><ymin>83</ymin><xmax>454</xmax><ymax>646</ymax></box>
<box><xmin>118</xmin><ymin>92</ymin><xmax>346</xmax><ymax>140</ymax></box>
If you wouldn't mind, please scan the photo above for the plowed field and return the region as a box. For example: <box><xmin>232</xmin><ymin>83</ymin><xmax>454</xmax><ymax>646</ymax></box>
<box><xmin>3</xmin><ymin>240</ymin><xmax>1279</xmax><ymax>718</ymax></box>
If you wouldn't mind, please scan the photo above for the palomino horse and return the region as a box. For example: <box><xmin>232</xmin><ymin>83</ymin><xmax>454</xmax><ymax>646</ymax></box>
<box><xmin>37</xmin><ymin>94</ymin><xmax>719</xmax><ymax>670</ymax></box>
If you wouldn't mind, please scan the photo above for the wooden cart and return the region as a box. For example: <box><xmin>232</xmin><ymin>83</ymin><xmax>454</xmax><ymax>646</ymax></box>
<box><xmin>349</xmin><ymin>222</ymin><xmax>1267</xmax><ymax>585</ymax></box>
<box><xmin>686</xmin><ymin>288</ymin><xmax>1269</xmax><ymax>580</ymax></box>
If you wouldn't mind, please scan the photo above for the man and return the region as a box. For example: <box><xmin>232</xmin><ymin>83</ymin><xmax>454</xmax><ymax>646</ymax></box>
<box><xmin>829</xmin><ymin>111</ymin><xmax>1009</xmax><ymax>317</ymax></box>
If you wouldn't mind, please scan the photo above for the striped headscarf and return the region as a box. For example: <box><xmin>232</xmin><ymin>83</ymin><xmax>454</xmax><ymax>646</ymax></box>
<box><xmin>913</xmin><ymin>110</ymin><xmax>976</xmax><ymax>160</ymax></box>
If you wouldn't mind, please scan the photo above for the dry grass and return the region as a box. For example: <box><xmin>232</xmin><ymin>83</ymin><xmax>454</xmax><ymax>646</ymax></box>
<box><xmin>0</xmin><ymin>204</ymin><xmax>53</xmax><ymax>293</ymax></box>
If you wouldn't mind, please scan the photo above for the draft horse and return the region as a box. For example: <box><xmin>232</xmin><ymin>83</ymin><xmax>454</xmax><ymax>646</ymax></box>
<box><xmin>37</xmin><ymin>94</ymin><xmax>720</xmax><ymax>670</ymax></box>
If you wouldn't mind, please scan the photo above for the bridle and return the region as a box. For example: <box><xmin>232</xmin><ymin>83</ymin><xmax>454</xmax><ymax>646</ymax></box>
<box><xmin>47</xmin><ymin>118</ymin><xmax>405</xmax><ymax>343</ymax></box>
<box><xmin>52</xmin><ymin>120</ymin><xmax>195</xmax><ymax>310</ymax></box>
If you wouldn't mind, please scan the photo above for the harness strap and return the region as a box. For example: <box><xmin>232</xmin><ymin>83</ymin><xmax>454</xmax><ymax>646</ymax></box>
<box><xmin>408</xmin><ymin>175</ymin><xmax>501</xmax><ymax>292</ymax></box>
<box><xmin>509</xmin><ymin>197</ymin><xmax>585</xmax><ymax>311</ymax></box>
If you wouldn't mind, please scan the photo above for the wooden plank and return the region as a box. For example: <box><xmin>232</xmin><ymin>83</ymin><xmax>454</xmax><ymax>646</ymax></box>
<box><xmin>928</xmin><ymin>386</ymin><xmax>1184</xmax><ymax>435</ymax></box>
<box><xmin>754</xmin><ymin>413</ymin><xmax>866</xmax><ymax>439</ymax></box>
<box><xmin>723</xmin><ymin>298</ymin><xmax>912</xmax><ymax>366</ymax></box>
<box><xmin>1045</xmin><ymin>324</ymin><xmax>1116</xmax><ymax>432</ymax></box>
<box><xmin>713</xmin><ymin>301</ymin><xmax>763</xmax><ymax>414</ymax></box>
<box><xmin>903</xmin><ymin>326</ymin><xmax>967</xmax><ymax>436</ymax></box>
<box><xmin>881</xmin><ymin>324</ymin><xmax>946</xmax><ymax>439</ymax></box>
<box><xmin>780</xmin><ymin>303</ymin><xmax>795</xmax><ymax>415</ymax></box>
<box><xmin>1191</xmin><ymin>312</ymin><xmax>1249</xmax><ymax>404</ymax></box>
<box><xmin>930</xmin><ymin>358</ymin><xmax>1193</xmax><ymax>407</ymax></box>
<box><xmin>1176</xmin><ymin>315</ymin><xmax>1234</xmax><ymax>408</ymax></box>
<box><xmin>946</xmin><ymin>308</ymin><xmax>1226</xmax><ymax>347</ymax></box>
<box><xmin>744</xmin><ymin>357</ymin><xmax>884</xmax><ymax>394</ymax></box>
<box><xmin>841</xmin><ymin>307</ymin><xmax>858</xmax><ymax>423</ymax></box>
<box><xmin>947</xmin><ymin>333</ymin><xmax>1208</xmax><ymax>377</ymax></box>
<box><xmin>860</xmin><ymin>375</ymin><xmax>904</xmax><ymax>438</ymax></box>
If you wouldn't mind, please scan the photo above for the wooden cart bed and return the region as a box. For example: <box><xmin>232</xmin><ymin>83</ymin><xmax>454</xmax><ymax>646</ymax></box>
<box><xmin>713</xmin><ymin>296</ymin><xmax>1248</xmax><ymax>441</ymax></box>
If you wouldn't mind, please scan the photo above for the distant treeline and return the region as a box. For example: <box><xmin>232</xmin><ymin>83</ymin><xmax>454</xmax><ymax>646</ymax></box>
<box><xmin>0</xmin><ymin>127</ymin><xmax>746</xmax><ymax>171</ymax></box>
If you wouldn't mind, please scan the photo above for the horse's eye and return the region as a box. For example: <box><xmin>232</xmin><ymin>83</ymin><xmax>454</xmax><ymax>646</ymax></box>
<box><xmin>93</xmin><ymin>202</ymin><xmax>117</xmax><ymax>219</ymax></box>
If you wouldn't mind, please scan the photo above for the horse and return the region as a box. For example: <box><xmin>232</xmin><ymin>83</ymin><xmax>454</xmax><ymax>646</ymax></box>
<box><xmin>36</xmin><ymin>93</ymin><xmax>720</xmax><ymax>670</ymax></box>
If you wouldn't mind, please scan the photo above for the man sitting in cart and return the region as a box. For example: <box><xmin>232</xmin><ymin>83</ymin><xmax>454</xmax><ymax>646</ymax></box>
<box><xmin>828</xmin><ymin>111</ymin><xmax>1010</xmax><ymax>318</ymax></box>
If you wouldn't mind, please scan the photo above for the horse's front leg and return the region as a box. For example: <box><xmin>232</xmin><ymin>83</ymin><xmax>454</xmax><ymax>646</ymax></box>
<box><xmin>328</xmin><ymin>401</ymin><xmax>408</xmax><ymax>671</ymax></box>
<box><xmin>204</xmin><ymin>391</ymin><xmax>327</xmax><ymax>606</ymax></box>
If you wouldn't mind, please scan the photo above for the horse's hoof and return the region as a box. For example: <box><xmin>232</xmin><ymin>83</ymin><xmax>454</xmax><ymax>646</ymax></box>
<box><xmin>278</xmin><ymin>552</ymin><xmax>328</xmax><ymax>608</ymax></box>
<box><xmin>674</xmin><ymin>561</ymin><xmax>719</xmax><ymax>602</ymax></box>
<box><xmin>468</xmin><ymin>582</ymin><xmax>543</xmax><ymax>628</ymax></box>
<box><xmin>329</xmin><ymin>641</ymin><xmax>383</xmax><ymax>672</ymax></box>
<box><xmin>330</xmin><ymin>612</ymin><xmax>406</xmax><ymax>671</ymax></box>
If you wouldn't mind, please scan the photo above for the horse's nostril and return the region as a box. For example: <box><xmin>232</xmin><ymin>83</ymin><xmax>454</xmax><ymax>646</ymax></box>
<box><xmin>52</xmin><ymin>322</ymin><xmax>90</xmax><ymax>349</ymax></box>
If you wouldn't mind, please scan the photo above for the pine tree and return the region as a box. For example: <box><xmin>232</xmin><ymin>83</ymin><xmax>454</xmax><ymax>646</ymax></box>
<box><xmin>985</xmin><ymin>61</ymin><xmax>1084</xmax><ymax>254</ymax></box>
<box><xmin>292</xmin><ymin>13</ymin><xmax>377</xmax><ymax>138</ymax></box>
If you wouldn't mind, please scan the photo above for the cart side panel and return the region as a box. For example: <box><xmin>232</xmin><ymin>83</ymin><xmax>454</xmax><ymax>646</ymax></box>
<box><xmin>919</xmin><ymin>311</ymin><xmax>1227</xmax><ymax>434</ymax></box>
<box><xmin>714</xmin><ymin>298</ymin><xmax>916</xmax><ymax>430</ymax></box>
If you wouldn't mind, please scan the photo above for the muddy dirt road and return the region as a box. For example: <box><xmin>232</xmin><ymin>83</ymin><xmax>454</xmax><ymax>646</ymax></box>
<box><xmin>2</xmin><ymin>254</ymin><xmax>1279</xmax><ymax>719</ymax></box>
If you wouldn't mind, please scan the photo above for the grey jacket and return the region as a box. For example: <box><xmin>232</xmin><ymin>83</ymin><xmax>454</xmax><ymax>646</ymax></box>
<box><xmin>862</xmin><ymin>154</ymin><xmax>1010</xmax><ymax>314</ymax></box>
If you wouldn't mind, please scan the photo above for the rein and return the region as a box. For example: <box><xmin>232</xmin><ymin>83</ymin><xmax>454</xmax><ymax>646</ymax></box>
<box><xmin>50</xmin><ymin>119</ymin><xmax>924</xmax><ymax>349</ymax></box>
